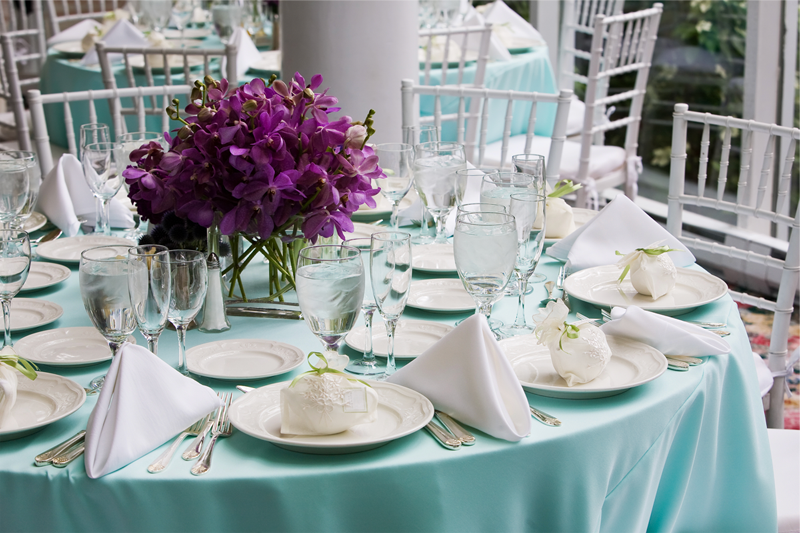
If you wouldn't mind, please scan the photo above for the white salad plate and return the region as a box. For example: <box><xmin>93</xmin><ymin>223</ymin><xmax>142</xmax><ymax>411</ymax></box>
<box><xmin>406</xmin><ymin>279</ymin><xmax>474</xmax><ymax>313</ymax></box>
<box><xmin>14</xmin><ymin>327</ymin><xmax>135</xmax><ymax>367</ymax></box>
<box><xmin>0</xmin><ymin>371</ymin><xmax>86</xmax><ymax>441</ymax></box>
<box><xmin>36</xmin><ymin>236</ymin><xmax>135</xmax><ymax>263</ymax></box>
<box><xmin>345</xmin><ymin>319</ymin><xmax>453</xmax><ymax>359</ymax></box>
<box><xmin>52</xmin><ymin>40</ymin><xmax>87</xmax><ymax>57</ymax></box>
<box><xmin>20</xmin><ymin>262</ymin><xmax>71</xmax><ymax>292</ymax></box>
<box><xmin>229</xmin><ymin>381</ymin><xmax>434</xmax><ymax>454</ymax></box>
<box><xmin>23</xmin><ymin>212</ymin><xmax>47</xmax><ymax>233</ymax></box>
<box><xmin>543</xmin><ymin>207</ymin><xmax>597</xmax><ymax>244</ymax></box>
<box><xmin>248</xmin><ymin>50</ymin><xmax>281</xmax><ymax>73</ymax></box>
<box><xmin>10</xmin><ymin>299</ymin><xmax>63</xmax><ymax>331</ymax></box>
<box><xmin>351</xmin><ymin>192</ymin><xmax>416</xmax><ymax>222</ymax></box>
<box><xmin>411</xmin><ymin>243</ymin><xmax>456</xmax><ymax>273</ymax></box>
<box><xmin>186</xmin><ymin>339</ymin><xmax>305</xmax><ymax>380</ymax></box>
<box><xmin>499</xmin><ymin>334</ymin><xmax>668</xmax><ymax>399</ymax></box>
<box><xmin>345</xmin><ymin>222</ymin><xmax>385</xmax><ymax>242</ymax></box>
<box><xmin>563</xmin><ymin>265</ymin><xmax>727</xmax><ymax>315</ymax></box>
<box><xmin>163</xmin><ymin>28</ymin><xmax>212</xmax><ymax>39</ymax></box>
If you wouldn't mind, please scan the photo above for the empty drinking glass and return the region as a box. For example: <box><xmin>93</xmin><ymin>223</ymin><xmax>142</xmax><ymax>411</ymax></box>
<box><xmin>171</xmin><ymin>0</ymin><xmax>195</xmax><ymax>42</ymax></box>
<box><xmin>168</xmin><ymin>249</ymin><xmax>208</xmax><ymax>376</ymax></box>
<box><xmin>212</xmin><ymin>0</ymin><xmax>243</xmax><ymax>44</ymax></box>
<box><xmin>342</xmin><ymin>238</ymin><xmax>383</xmax><ymax>376</ymax></box>
<box><xmin>512</xmin><ymin>154</ymin><xmax>546</xmax><ymax>192</ymax></box>
<box><xmin>128</xmin><ymin>245</ymin><xmax>171</xmax><ymax>356</ymax></box>
<box><xmin>0</xmin><ymin>161</ymin><xmax>29</xmax><ymax>230</ymax></box>
<box><xmin>455</xmin><ymin>168</ymin><xmax>499</xmax><ymax>207</ymax></box>
<box><xmin>82</xmin><ymin>142</ymin><xmax>125</xmax><ymax>236</ymax></box>
<box><xmin>403</xmin><ymin>125</ymin><xmax>439</xmax><ymax>244</ymax></box>
<box><xmin>375</xmin><ymin>143</ymin><xmax>414</xmax><ymax>231</ymax></box>
<box><xmin>413</xmin><ymin>142</ymin><xmax>466</xmax><ymax>244</ymax></box>
<box><xmin>142</xmin><ymin>0</ymin><xmax>172</xmax><ymax>32</ymax></box>
<box><xmin>0</xmin><ymin>230</ymin><xmax>30</xmax><ymax>349</ymax></box>
<box><xmin>0</xmin><ymin>152</ymin><xmax>40</xmax><ymax>231</ymax></box>
<box><xmin>80</xmin><ymin>123</ymin><xmax>110</xmax><ymax>157</ymax></box>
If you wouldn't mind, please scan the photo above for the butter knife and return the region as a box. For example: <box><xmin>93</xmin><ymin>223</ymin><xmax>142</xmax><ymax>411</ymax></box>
<box><xmin>226</xmin><ymin>307</ymin><xmax>303</xmax><ymax>320</ymax></box>
<box><xmin>425</xmin><ymin>420</ymin><xmax>461</xmax><ymax>450</ymax></box>
<box><xmin>529</xmin><ymin>405</ymin><xmax>562</xmax><ymax>427</ymax></box>
<box><xmin>52</xmin><ymin>442</ymin><xmax>85</xmax><ymax>467</ymax></box>
<box><xmin>34</xmin><ymin>430</ymin><xmax>86</xmax><ymax>466</ymax></box>
<box><xmin>435</xmin><ymin>411</ymin><xmax>476</xmax><ymax>446</ymax></box>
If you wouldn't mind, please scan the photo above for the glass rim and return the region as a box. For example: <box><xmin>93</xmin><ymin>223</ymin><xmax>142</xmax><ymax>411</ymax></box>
<box><xmin>509</xmin><ymin>191</ymin><xmax>547</xmax><ymax>201</ymax></box>
<box><xmin>0</xmin><ymin>160</ymin><xmax>28</xmax><ymax>171</ymax></box>
<box><xmin>457</xmin><ymin>202</ymin><xmax>508</xmax><ymax>213</ymax></box>
<box><xmin>0</xmin><ymin>150</ymin><xmax>36</xmax><ymax>161</ymax></box>
<box><xmin>80</xmin><ymin>244</ymin><xmax>133</xmax><ymax>262</ymax></box>
<box><xmin>414</xmin><ymin>141</ymin><xmax>464</xmax><ymax>152</ymax></box>
<box><xmin>118</xmin><ymin>131</ymin><xmax>164</xmax><ymax>141</ymax></box>
<box><xmin>455</xmin><ymin>212</ymin><xmax>516</xmax><ymax>225</ymax></box>
<box><xmin>511</xmin><ymin>153</ymin><xmax>545</xmax><ymax>162</ymax></box>
<box><xmin>374</xmin><ymin>142</ymin><xmax>413</xmax><ymax>152</ymax></box>
<box><xmin>298</xmin><ymin>243</ymin><xmax>361</xmax><ymax>262</ymax></box>
<box><xmin>128</xmin><ymin>244</ymin><xmax>170</xmax><ymax>257</ymax></box>
<box><xmin>456</xmin><ymin>168</ymin><xmax>499</xmax><ymax>176</ymax></box>
<box><xmin>80</xmin><ymin>122</ymin><xmax>109</xmax><ymax>131</ymax></box>
<box><xmin>168</xmin><ymin>248</ymin><xmax>206</xmax><ymax>262</ymax></box>
<box><xmin>369</xmin><ymin>231</ymin><xmax>412</xmax><ymax>243</ymax></box>
<box><xmin>83</xmin><ymin>141</ymin><xmax>121</xmax><ymax>151</ymax></box>
<box><xmin>482</xmin><ymin>172</ymin><xmax>535</xmax><ymax>185</ymax></box>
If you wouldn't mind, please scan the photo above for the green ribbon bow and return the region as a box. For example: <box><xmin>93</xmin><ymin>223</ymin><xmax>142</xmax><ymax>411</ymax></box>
<box><xmin>289</xmin><ymin>352</ymin><xmax>372</xmax><ymax>388</ymax></box>
<box><xmin>0</xmin><ymin>351</ymin><xmax>38</xmax><ymax>381</ymax></box>
<box><xmin>548</xmin><ymin>180</ymin><xmax>582</xmax><ymax>199</ymax></box>
<box><xmin>615</xmin><ymin>245</ymin><xmax>682</xmax><ymax>283</ymax></box>
<box><xmin>559</xmin><ymin>323</ymin><xmax>581</xmax><ymax>353</ymax></box>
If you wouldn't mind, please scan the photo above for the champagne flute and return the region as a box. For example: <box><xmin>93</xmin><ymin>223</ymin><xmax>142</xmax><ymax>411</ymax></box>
<box><xmin>498</xmin><ymin>192</ymin><xmax>547</xmax><ymax>337</ymax></box>
<box><xmin>0</xmin><ymin>231</ymin><xmax>30</xmax><ymax>349</ymax></box>
<box><xmin>342</xmin><ymin>238</ymin><xmax>383</xmax><ymax>376</ymax></box>
<box><xmin>142</xmin><ymin>0</ymin><xmax>172</xmax><ymax>32</ymax></box>
<box><xmin>412</xmin><ymin>142</ymin><xmax>466</xmax><ymax>244</ymax></box>
<box><xmin>80</xmin><ymin>245</ymin><xmax>137</xmax><ymax>391</ymax></box>
<box><xmin>171</xmin><ymin>0</ymin><xmax>195</xmax><ymax>43</ymax></box>
<box><xmin>128</xmin><ymin>245</ymin><xmax>171</xmax><ymax>356</ymax></box>
<box><xmin>80</xmin><ymin>123</ymin><xmax>110</xmax><ymax>158</ymax></box>
<box><xmin>0</xmin><ymin>161</ymin><xmax>29</xmax><ymax>230</ymax></box>
<box><xmin>375</xmin><ymin>143</ymin><xmax>414</xmax><ymax>231</ymax></box>
<box><xmin>296</xmin><ymin>244</ymin><xmax>365</xmax><ymax>371</ymax></box>
<box><xmin>370</xmin><ymin>232</ymin><xmax>412</xmax><ymax>379</ymax></box>
<box><xmin>168</xmin><ymin>250</ymin><xmax>208</xmax><ymax>376</ymax></box>
<box><xmin>82</xmin><ymin>142</ymin><xmax>125</xmax><ymax>236</ymax></box>
<box><xmin>0</xmin><ymin>152</ymin><xmax>40</xmax><ymax>231</ymax></box>
<box><xmin>404</xmin><ymin>125</ymin><xmax>439</xmax><ymax>244</ymax></box>
<box><xmin>119</xmin><ymin>132</ymin><xmax>167</xmax><ymax>240</ymax></box>
<box><xmin>212</xmin><ymin>0</ymin><xmax>243</xmax><ymax>44</ymax></box>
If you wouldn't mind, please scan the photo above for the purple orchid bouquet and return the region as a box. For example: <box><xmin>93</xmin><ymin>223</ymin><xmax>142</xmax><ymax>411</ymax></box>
<box><xmin>124</xmin><ymin>73</ymin><xmax>385</xmax><ymax>299</ymax></box>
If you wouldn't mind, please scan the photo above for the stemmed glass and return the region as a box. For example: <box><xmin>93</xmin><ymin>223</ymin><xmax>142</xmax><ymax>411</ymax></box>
<box><xmin>342</xmin><ymin>238</ymin><xmax>383</xmax><ymax>376</ymax></box>
<box><xmin>296</xmin><ymin>244</ymin><xmax>365</xmax><ymax>371</ymax></box>
<box><xmin>370</xmin><ymin>232</ymin><xmax>412</xmax><ymax>379</ymax></box>
<box><xmin>511</xmin><ymin>154</ymin><xmax>546</xmax><ymax>191</ymax></box>
<box><xmin>498</xmin><ymin>192</ymin><xmax>547</xmax><ymax>338</ymax></box>
<box><xmin>453</xmin><ymin>212</ymin><xmax>517</xmax><ymax>335</ymax></box>
<box><xmin>171</xmin><ymin>0</ymin><xmax>195</xmax><ymax>43</ymax></box>
<box><xmin>80</xmin><ymin>123</ymin><xmax>110</xmax><ymax>157</ymax></box>
<box><xmin>82</xmin><ymin>142</ymin><xmax>125</xmax><ymax>236</ymax></box>
<box><xmin>119</xmin><ymin>132</ymin><xmax>167</xmax><ymax>240</ymax></box>
<box><xmin>142</xmin><ymin>0</ymin><xmax>172</xmax><ymax>32</ymax></box>
<box><xmin>404</xmin><ymin>125</ymin><xmax>438</xmax><ymax>244</ymax></box>
<box><xmin>0</xmin><ymin>152</ymin><xmax>40</xmax><ymax>231</ymax></box>
<box><xmin>0</xmin><ymin>161</ymin><xmax>29</xmax><ymax>230</ymax></box>
<box><xmin>455</xmin><ymin>168</ymin><xmax>499</xmax><ymax>208</ymax></box>
<box><xmin>80</xmin><ymin>245</ymin><xmax>138</xmax><ymax>391</ymax></box>
<box><xmin>412</xmin><ymin>142</ymin><xmax>466</xmax><ymax>244</ymax></box>
<box><xmin>375</xmin><ymin>143</ymin><xmax>414</xmax><ymax>231</ymax></box>
<box><xmin>167</xmin><ymin>250</ymin><xmax>208</xmax><ymax>376</ymax></box>
<box><xmin>212</xmin><ymin>0</ymin><xmax>243</xmax><ymax>44</ymax></box>
<box><xmin>128</xmin><ymin>245</ymin><xmax>171</xmax><ymax>356</ymax></box>
<box><xmin>0</xmin><ymin>231</ymin><xmax>30</xmax><ymax>349</ymax></box>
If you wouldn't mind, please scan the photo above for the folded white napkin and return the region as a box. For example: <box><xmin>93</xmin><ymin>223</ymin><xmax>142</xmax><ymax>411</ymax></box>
<box><xmin>547</xmin><ymin>195</ymin><xmax>695</xmax><ymax>271</ymax></box>
<box><xmin>81</xmin><ymin>19</ymin><xmax>149</xmax><ymax>65</ymax></box>
<box><xmin>221</xmin><ymin>28</ymin><xmax>262</xmax><ymax>80</ymax></box>
<box><xmin>482</xmin><ymin>0</ymin><xmax>547</xmax><ymax>50</ymax></box>
<box><xmin>36</xmin><ymin>154</ymin><xmax>135</xmax><ymax>237</ymax></box>
<box><xmin>47</xmin><ymin>19</ymin><xmax>103</xmax><ymax>46</ymax></box>
<box><xmin>84</xmin><ymin>343</ymin><xmax>222</xmax><ymax>478</ymax></box>
<box><xmin>388</xmin><ymin>314</ymin><xmax>531</xmax><ymax>442</ymax></box>
<box><xmin>461</xmin><ymin>6</ymin><xmax>511</xmax><ymax>62</ymax></box>
<box><xmin>600</xmin><ymin>306</ymin><xmax>731</xmax><ymax>357</ymax></box>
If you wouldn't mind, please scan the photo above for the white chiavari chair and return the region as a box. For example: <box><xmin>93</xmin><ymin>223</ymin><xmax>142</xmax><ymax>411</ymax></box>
<box><xmin>418</xmin><ymin>23</ymin><xmax>492</xmax><ymax>88</ymax></box>
<box><xmin>45</xmin><ymin>0</ymin><xmax>120</xmax><ymax>35</ymax></box>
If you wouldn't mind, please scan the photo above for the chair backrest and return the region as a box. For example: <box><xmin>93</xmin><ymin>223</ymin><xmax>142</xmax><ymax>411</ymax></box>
<box><xmin>27</xmin><ymin>84</ymin><xmax>192</xmax><ymax>176</ymax></box>
<box><xmin>45</xmin><ymin>0</ymin><xmax>119</xmax><ymax>35</ymax></box>
<box><xmin>418</xmin><ymin>23</ymin><xmax>492</xmax><ymax>88</ymax></box>
<box><xmin>401</xmin><ymin>79</ymin><xmax>573</xmax><ymax>181</ymax></box>
<box><xmin>667</xmin><ymin>102</ymin><xmax>800</xmax><ymax>428</ymax></box>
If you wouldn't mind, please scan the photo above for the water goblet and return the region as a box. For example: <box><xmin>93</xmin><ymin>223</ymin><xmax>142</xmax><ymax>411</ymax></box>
<box><xmin>171</xmin><ymin>0</ymin><xmax>195</xmax><ymax>43</ymax></box>
<box><xmin>80</xmin><ymin>123</ymin><xmax>110</xmax><ymax>157</ymax></box>
<box><xmin>128</xmin><ymin>245</ymin><xmax>171</xmax><ymax>356</ymax></box>
<box><xmin>413</xmin><ymin>142</ymin><xmax>466</xmax><ymax>244</ymax></box>
<box><xmin>403</xmin><ymin>126</ymin><xmax>439</xmax><ymax>244</ymax></box>
<box><xmin>0</xmin><ymin>161</ymin><xmax>29</xmax><ymax>230</ymax></box>
<box><xmin>498</xmin><ymin>192</ymin><xmax>547</xmax><ymax>338</ymax></box>
<box><xmin>375</xmin><ymin>143</ymin><xmax>414</xmax><ymax>231</ymax></box>
<box><xmin>82</xmin><ymin>142</ymin><xmax>125</xmax><ymax>236</ymax></box>
<box><xmin>455</xmin><ymin>168</ymin><xmax>499</xmax><ymax>207</ymax></box>
<box><xmin>212</xmin><ymin>0</ymin><xmax>243</xmax><ymax>44</ymax></box>
<box><xmin>0</xmin><ymin>230</ymin><xmax>30</xmax><ymax>349</ymax></box>
<box><xmin>168</xmin><ymin>249</ymin><xmax>208</xmax><ymax>376</ymax></box>
<box><xmin>370</xmin><ymin>232</ymin><xmax>412</xmax><ymax>379</ymax></box>
<box><xmin>80</xmin><ymin>245</ymin><xmax>138</xmax><ymax>391</ymax></box>
<box><xmin>142</xmin><ymin>0</ymin><xmax>172</xmax><ymax>32</ymax></box>
<box><xmin>296</xmin><ymin>244</ymin><xmax>365</xmax><ymax>371</ymax></box>
<box><xmin>0</xmin><ymin>152</ymin><xmax>40</xmax><ymax>231</ymax></box>
<box><xmin>511</xmin><ymin>154</ymin><xmax>546</xmax><ymax>192</ymax></box>
<box><xmin>342</xmin><ymin>238</ymin><xmax>383</xmax><ymax>376</ymax></box>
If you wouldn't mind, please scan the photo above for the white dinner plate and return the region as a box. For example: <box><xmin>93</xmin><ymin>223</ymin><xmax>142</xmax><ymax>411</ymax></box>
<box><xmin>10</xmin><ymin>299</ymin><xmax>63</xmax><ymax>332</ymax></box>
<box><xmin>128</xmin><ymin>54</ymin><xmax>206</xmax><ymax>72</ymax></box>
<box><xmin>186</xmin><ymin>339</ymin><xmax>305</xmax><ymax>380</ymax></box>
<box><xmin>351</xmin><ymin>191</ymin><xmax>416</xmax><ymax>222</ymax></box>
<box><xmin>0</xmin><ymin>371</ymin><xmax>86</xmax><ymax>441</ymax></box>
<box><xmin>229</xmin><ymin>380</ymin><xmax>434</xmax><ymax>454</ymax></box>
<box><xmin>23</xmin><ymin>212</ymin><xmax>47</xmax><ymax>233</ymax></box>
<box><xmin>406</xmin><ymin>279</ymin><xmax>474</xmax><ymax>313</ymax></box>
<box><xmin>14</xmin><ymin>327</ymin><xmax>136</xmax><ymax>367</ymax></box>
<box><xmin>499</xmin><ymin>334</ymin><xmax>668</xmax><ymax>399</ymax></box>
<box><xmin>36</xmin><ymin>235</ymin><xmax>135</xmax><ymax>263</ymax></box>
<box><xmin>564</xmin><ymin>265</ymin><xmax>727</xmax><ymax>315</ymax></box>
<box><xmin>543</xmin><ymin>207</ymin><xmax>597</xmax><ymax>244</ymax></box>
<box><xmin>345</xmin><ymin>319</ymin><xmax>453</xmax><ymax>359</ymax></box>
<box><xmin>248</xmin><ymin>50</ymin><xmax>281</xmax><ymax>73</ymax></box>
<box><xmin>19</xmin><ymin>262</ymin><xmax>71</xmax><ymax>292</ymax></box>
<box><xmin>52</xmin><ymin>40</ymin><xmax>87</xmax><ymax>57</ymax></box>
<box><xmin>411</xmin><ymin>243</ymin><xmax>456</xmax><ymax>273</ymax></box>
<box><xmin>163</xmin><ymin>28</ymin><xmax>212</xmax><ymax>39</ymax></box>
<box><xmin>344</xmin><ymin>222</ymin><xmax>385</xmax><ymax>242</ymax></box>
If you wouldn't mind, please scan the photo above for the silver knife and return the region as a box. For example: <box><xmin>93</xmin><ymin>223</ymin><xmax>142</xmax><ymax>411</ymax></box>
<box><xmin>34</xmin><ymin>430</ymin><xmax>86</xmax><ymax>466</ymax></box>
<box><xmin>52</xmin><ymin>441</ymin><xmax>85</xmax><ymax>467</ymax></box>
<box><xmin>435</xmin><ymin>411</ymin><xmax>475</xmax><ymax>446</ymax></box>
<box><xmin>425</xmin><ymin>420</ymin><xmax>461</xmax><ymax>450</ymax></box>
<box><xmin>529</xmin><ymin>405</ymin><xmax>562</xmax><ymax>427</ymax></box>
<box><xmin>227</xmin><ymin>307</ymin><xmax>303</xmax><ymax>320</ymax></box>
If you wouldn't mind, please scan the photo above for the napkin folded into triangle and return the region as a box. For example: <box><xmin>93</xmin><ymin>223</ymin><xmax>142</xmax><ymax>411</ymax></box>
<box><xmin>460</xmin><ymin>6</ymin><xmax>511</xmax><ymax>62</ymax></box>
<box><xmin>482</xmin><ymin>0</ymin><xmax>546</xmax><ymax>50</ymax></box>
<box><xmin>81</xmin><ymin>19</ymin><xmax>149</xmax><ymax>65</ymax></box>
<box><xmin>47</xmin><ymin>19</ymin><xmax>103</xmax><ymax>46</ymax></box>
<box><xmin>84</xmin><ymin>343</ymin><xmax>222</xmax><ymax>478</ymax></box>
<box><xmin>388</xmin><ymin>314</ymin><xmax>531</xmax><ymax>442</ymax></box>
<box><xmin>600</xmin><ymin>306</ymin><xmax>731</xmax><ymax>357</ymax></box>
<box><xmin>36</xmin><ymin>154</ymin><xmax>134</xmax><ymax>237</ymax></box>
<box><xmin>221</xmin><ymin>28</ymin><xmax>262</xmax><ymax>79</ymax></box>
<box><xmin>547</xmin><ymin>195</ymin><xmax>695</xmax><ymax>271</ymax></box>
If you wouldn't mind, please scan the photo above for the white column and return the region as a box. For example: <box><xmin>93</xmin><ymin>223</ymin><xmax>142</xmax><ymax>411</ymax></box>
<box><xmin>280</xmin><ymin>0</ymin><xmax>419</xmax><ymax>143</ymax></box>
<box><xmin>529</xmin><ymin>0</ymin><xmax>560</xmax><ymax>78</ymax></box>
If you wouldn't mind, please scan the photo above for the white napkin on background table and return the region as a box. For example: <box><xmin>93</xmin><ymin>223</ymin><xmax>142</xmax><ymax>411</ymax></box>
<box><xmin>482</xmin><ymin>0</ymin><xmax>547</xmax><ymax>50</ymax></box>
<box><xmin>600</xmin><ymin>306</ymin><xmax>731</xmax><ymax>357</ymax></box>
<box><xmin>221</xmin><ymin>28</ymin><xmax>262</xmax><ymax>79</ymax></box>
<box><xmin>81</xmin><ymin>19</ymin><xmax>149</xmax><ymax>65</ymax></box>
<box><xmin>36</xmin><ymin>154</ymin><xmax>135</xmax><ymax>237</ymax></box>
<box><xmin>47</xmin><ymin>19</ymin><xmax>103</xmax><ymax>46</ymax></box>
<box><xmin>84</xmin><ymin>343</ymin><xmax>222</xmax><ymax>478</ymax></box>
<box><xmin>388</xmin><ymin>314</ymin><xmax>531</xmax><ymax>442</ymax></box>
<box><xmin>547</xmin><ymin>195</ymin><xmax>695</xmax><ymax>271</ymax></box>
<box><xmin>461</xmin><ymin>6</ymin><xmax>512</xmax><ymax>62</ymax></box>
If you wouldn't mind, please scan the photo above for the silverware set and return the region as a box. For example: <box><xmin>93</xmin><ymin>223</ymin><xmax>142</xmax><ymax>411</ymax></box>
<box><xmin>426</xmin><ymin>411</ymin><xmax>477</xmax><ymax>450</ymax></box>
<box><xmin>34</xmin><ymin>429</ymin><xmax>86</xmax><ymax>468</ymax></box>
<box><xmin>529</xmin><ymin>405</ymin><xmax>561</xmax><ymax>426</ymax></box>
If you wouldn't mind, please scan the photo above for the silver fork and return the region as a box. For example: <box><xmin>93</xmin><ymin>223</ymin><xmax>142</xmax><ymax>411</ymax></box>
<box><xmin>148</xmin><ymin>415</ymin><xmax>210</xmax><ymax>473</ymax></box>
<box><xmin>182</xmin><ymin>393</ymin><xmax>224</xmax><ymax>460</ymax></box>
<box><xmin>191</xmin><ymin>393</ymin><xmax>233</xmax><ymax>476</ymax></box>
<box><xmin>556</xmin><ymin>266</ymin><xmax>570</xmax><ymax>309</ymax></box>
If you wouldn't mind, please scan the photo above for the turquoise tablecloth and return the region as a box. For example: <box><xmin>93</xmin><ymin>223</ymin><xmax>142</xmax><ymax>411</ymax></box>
<box><xmin>0</xmin><ymin>232</ymin><xmax>777</xmax><ymax>532</ymax></box>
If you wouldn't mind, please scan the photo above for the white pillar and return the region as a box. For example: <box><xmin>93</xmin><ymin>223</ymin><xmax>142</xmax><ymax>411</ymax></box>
<box><xmin>280</xmin><ymin>0</ymin><xmax>418</xmax><ymax>143</ymax></box>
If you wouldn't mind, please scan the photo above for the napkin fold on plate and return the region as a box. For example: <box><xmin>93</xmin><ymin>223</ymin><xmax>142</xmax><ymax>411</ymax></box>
<box><xmin>81</xmin><ymin>19</ymin><xmax>149</xmax><ymax>65</ymax></box>
<box><xmin>600</xmin><ymin>306</ymin><xmax>731</xmax><ymax>357</ymax></box>
<box><xmin>461</xmin><ymin>6</ymin><xmax>511</xmax><ymax>62</ymax></box>
<box><xmin>47</xmin><ymin>19</ymin><xmax>103</xmax><ymax>46</ymax></box>
<box><xmin>36</xmin><ymin>154</ymin><xmax>135</xmax><ymax>237</ymax></box>
<box><xmin>84</xmin><ymin>343</ymin><xmax>222</xmax><ymax>478</ymax></box>
<box><xmin>547</xmin><ymin>195</ymin><xmax>695</xmax><ymax>271</ymax></box>
<box><xmin>388</xmin><ymin>314</ymin><xmax>531</xmax><ymax>442</ymax></box>
<box><xmin>482</xmin><ymin>0</ymin><xmax>547</xmax><ymax>51</ymax></box>
<box><xmin>220</xmin><ymin>28</ymin><xmax>262</xmax><ymax>79</ymax></box>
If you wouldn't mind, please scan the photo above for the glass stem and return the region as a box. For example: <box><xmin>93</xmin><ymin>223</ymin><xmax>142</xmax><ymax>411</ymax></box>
<box><xmin>1</xmin><ymin>299</ymin><xmax>11</xmax><ymax>348</ymax></box>
<box><xmin>512</xmin><ymin>275</ymin><xmax>529</xmax><ymax>328</ymax></box>
<box><xmin>362</xmin><ymin>308</ymin><xmax>375</xmax><ymax>363</ymax></box>
<box><xmin>108</xmin><ymin>339</ymin><xmax>123</xmax><ymax>358</ymax></box>
<box><xmin>433</xmin><ymin>213</ymin><xmax>448</xmax><ymax>244</ymax></box>
<box><xmin>385</xmin><ymin>318</ymin><xmax>397</xmax><ymax>376</ymax></box>
<box><xmin>478</xmin><ymin>302</ymin><xmax>492</xmax><ymax>321</ymax></box>
<box><xmin>176</xmin><ymin>324</ymin><xmax>188</xmax><ymax>375</ymax></box>
<box><xmin>146</xmin><ymin>334</ymin><xmax>159</xmax><ymax>356</ymax></box>
<box><xmin>97</xmin><ymin>197</ymin><xmax>111</xmax><ymax>235</ymax></box>
<box><xmin>390</xmin><ymin>202</ymin><xmax>399</xmax><ymax>231</ymax></box>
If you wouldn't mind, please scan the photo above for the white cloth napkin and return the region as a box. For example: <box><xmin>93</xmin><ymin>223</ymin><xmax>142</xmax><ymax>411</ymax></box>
<box><xmin>461</xmin><ymin>6</ymin><xmax>512</xmax><ymax>62</ymax></box>
<box><xmin>600</xmin><ymin>306</ymin><xmax>731</xmax><ymax>357</ymax></box>
<box><xmin>81</xmin><ymin>19</ymin><xmax>149</xmax><ymax>65</ymax></box>
<box><xmin>547</xmin><ymin>195</ymin><xmax>695</xmax><ymax>271</ymax></box>
<box><xmin>84</xmin><ymin>343</ymin><xmax>222</xmax><ymax>478</ymax></box>
<box><xmin>36</xmin><ymin>154</ymin><xmax>135</xmax><ymax>237</ymax></box>
<box><xmin>221</xmin><ymin>28</ymin><xmax>262</xmax><ymax>79</ymax></box>
<box><xmin>47</xmin><ymin>19</ymin><xmax>103</xmax><ymax>46</ymax></box>
<box><xmin>388</xmin><ymin>314</ymin><xmax>531</xmax><ymax>442</ymax></box>
<box><xmin>482</xmin><ymin>0</ymin><xmax>547</xmax><ymax>50</ymax></box>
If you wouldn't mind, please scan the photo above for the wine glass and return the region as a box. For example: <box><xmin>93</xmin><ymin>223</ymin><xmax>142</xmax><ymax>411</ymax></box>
<box><xmin>375</xmin><ymin>143</ymin><xmax>414</xmax><ymax>231</ymax></box>
<box><xmin>142</xmin><ymin>0</ymin><xmax>172</xmax><ymax>32</ymax></box>
<box><xmin>80</xmin><ymin>245</ymin><xmax>138</xmax><ymax>391</ymax></box>
<box><xmin>342</xmin><ymin>238</ymin><xmax>383</xmax><ymax>376</ymax></box>
<box><xmin>212</xmin><ymin>0</ymin><xmax>243</xmax><ymax>44</ymax></box>
<box><xmin>119</xmin><ymin>132</ymin><xmax>168</xmax><ymax>168</ymax></box>
<box><xmin>404</xmin><ymin>125</ymin><xmax>439</xmax><ymax>244</ymax></box>
<box><xmin>412</xmin><ymin>142</ymin><xmax>466</xmax><ymax>244</ymax></box>
<box><xmin>453</xmin><ymin>212</ymin><xmax>517</xmax><ymax>335</ymax></box>
<box><xmin>511</xmin><ymin>154</ymin><xmax>546</xmax><ymax>192</ymax></box>
<box><xmin>455</xmin><ymin>168</ymin><xmax>499</xmax><ymax>208</ymax></box>
<box><xmin>82</xmin><ymin>142</ymin><xmax>125</xmax><ymax>236</ymax></box>
<box><xmin>171</xmin><ymin>0</ymin><xmax>195</xmax><ymax>43</ymax></box>
<box><xmin>0</xmin><ymin>152</ymin><xmax>40</xmax><ymax>231</ymax></box>
<box><xmin>498</xmin><ymin>192</ymin><xmax>547</xmax><ymax>338</ymax></box>
<box><xmin>370</xmin><ymin>232</ymin><xmax>412</xmax><ymax>379</ymax></box>
<box><xmin>0</xmin><ymin>161</ymin><xmax>29</xmax><ymax>230</ymax></box>
<box><xmin>296</xmin><ymin>244</ymin><xmax>365</xmax><ymax>371</ymax></box>
<box><xmin>0</xmin><ymin>231</ymin><xmax>30</xmax><ymax>349</ymax></box>
<box><xmin>168</xmin><ymin>250</ymin><xmax>208</xmax><ymax>376</ymax></box>
<box><xmin>128</xmin><ymin>245</ymin><xmax>171</xmax><ymax>356</ymax></box>
<box><xmin>80</xmin><ymin>123</ymin><xmax>110</xmax><ymax>157</ymax></box>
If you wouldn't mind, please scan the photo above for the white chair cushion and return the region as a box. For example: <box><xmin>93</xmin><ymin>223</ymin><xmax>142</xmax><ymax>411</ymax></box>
<box><xmin>566</xmin><ymin>95</ymin><xmax>585</xmax><ymax>137</ymax></box>
<box><xmin>768</xmin><ymin>429</ymin><xmax>800</xmax><ymax>533</ymax></box>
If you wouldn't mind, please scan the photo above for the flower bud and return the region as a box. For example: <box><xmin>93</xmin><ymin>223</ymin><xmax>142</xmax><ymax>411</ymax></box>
<box><xmin>344</xmin><ymin>124</ymin><xmax>368</xmax><ymax>149</ymax></box>
<box><xmin>178</xmin><ymin>125</ymin><xmax>193</xmax><ymax>140</ymax></box>
<box><xmin>303</xmin><ymin>87</ymin><xmax>315</xmax><ymax>100</ymax></box>
<box><xmin>166</xmin><ymin>106</ymin><xmax>177</xmax><ymax>116</ymax></box>
<box><xmin>197</xmin><ymin>106</ymin><xmax>214</xmax><ymax>122</ymax></box>
<box><xmin>191</xmin><ymin>87</ymin><xmax>202</xmax><ymax>101</ymax></box>
<box><xmin>203</xmin><ymin>75</ymin><xmax>216</xmax><ymax>86</ymax></box>
<box><xmin>242</xmin><ymin>99</ymin><xmax>259</xmax><ymax>112</ymax></box>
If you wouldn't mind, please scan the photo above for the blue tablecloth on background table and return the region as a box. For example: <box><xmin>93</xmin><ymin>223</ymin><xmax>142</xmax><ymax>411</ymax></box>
<box><xmin>0</xmin><ymin>230</ymin><xmax>777</xmax><ymax>532</ymax></box>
